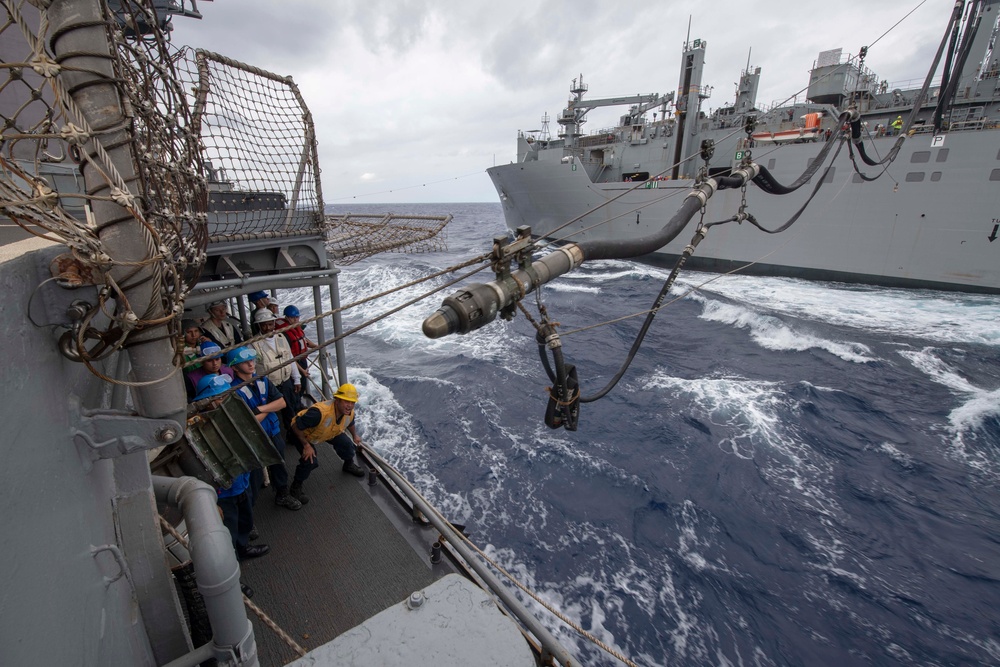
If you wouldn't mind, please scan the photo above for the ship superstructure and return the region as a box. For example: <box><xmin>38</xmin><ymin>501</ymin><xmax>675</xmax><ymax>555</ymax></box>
<box><xmin>488</xmin><ymin>1</ymin><xmax>1000</xmax><ymax>294</ymax></box>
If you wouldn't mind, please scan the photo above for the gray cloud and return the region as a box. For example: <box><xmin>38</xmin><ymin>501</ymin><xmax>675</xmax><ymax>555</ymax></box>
<box><xmin>169</xmin><ymin>0</ymin><xmax>960</xmax><ymax>204</ymax></box>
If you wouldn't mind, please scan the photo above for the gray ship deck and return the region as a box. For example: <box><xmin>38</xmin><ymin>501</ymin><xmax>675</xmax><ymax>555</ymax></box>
<box><xmin>239</xmin><ymin>445</ymin><xmax>448</xmax><ymax>665</ymax></box>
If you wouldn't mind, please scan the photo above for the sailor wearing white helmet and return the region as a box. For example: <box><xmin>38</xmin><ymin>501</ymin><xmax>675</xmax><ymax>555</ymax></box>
<box><xmin>251</xmin><ymin>307</ymin><xmax>302</xmax><ymax>434</ymax></box>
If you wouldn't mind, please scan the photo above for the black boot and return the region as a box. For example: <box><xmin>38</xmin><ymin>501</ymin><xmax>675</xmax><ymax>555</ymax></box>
<box><xmin>289</xmin><ymin>480</ymin><xmax>310</xmax><ymax>505</ymax></box>
<box><xmin>237</xmin><ymin>544</ymin><xmax>270</xmax><ymax>561</ymax></box>
<box><xmin>275</xmin><ymin>488</ymin><xmax>303</xmax><ymax>511</ymax></box>
<box><xmin>342</xmin><ymin>459</ymin><xmax>366</xmax><ymax>478</ymax></box>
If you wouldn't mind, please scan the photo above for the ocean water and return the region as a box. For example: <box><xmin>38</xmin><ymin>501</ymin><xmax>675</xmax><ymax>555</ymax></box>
<box><xmin>293</xmin><ymin>202</ymin><xmax>1000</xmax><ymax>666</ymax></box>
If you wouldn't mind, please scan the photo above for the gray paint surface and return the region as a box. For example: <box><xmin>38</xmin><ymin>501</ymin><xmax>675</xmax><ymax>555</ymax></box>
<box><xmin>0</xmin><ymin>238</ymin><xmax>181</xmax><ymax>666</ymax></box>
<box><xmin>286</xmin><ymin>575</ymin><xmax>538</xmax><ymax>666</ymax></box>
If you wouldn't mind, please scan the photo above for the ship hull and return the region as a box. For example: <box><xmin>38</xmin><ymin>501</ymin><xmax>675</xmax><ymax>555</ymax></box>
<box><xmin>488</xmin><ymin>132</ymin><xmax>1000</xmax><ymax>294</ymax></box>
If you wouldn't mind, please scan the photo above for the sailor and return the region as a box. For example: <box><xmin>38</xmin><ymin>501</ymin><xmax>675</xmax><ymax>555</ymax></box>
<box><xmin>185</xmin><ymin>341</ymin><xmax>235</xmax><ymax>397</ymax></box>
<box><xmin>193</xmin><ymin>373</ymin><xmax>272</xmax><ymax>561</ymax></box>
<box><xmin>267</xmin><ymin>300</ymin><xmax>281</xmax><ymax>319</ymax></box>
<box><xmin>227</xmin><ymin>346</ymin><xmax>303</xmax><ymax>512</ymax></box>
<box><xmin>291</xmin><ymin>383</ymin><xmax>367</xmax><ymax>502</ymax></box>
<box><xmin>180</xmin><ymin>319</ymin><xmax>204</xmax><ymax>369</ymax></box>
<box><xmin>891</xmin><ymin>115</ymin><xmax>903</xmax><ymax>135</ymax></box>
<box><xmin>250</xmin><ymin>308</ymin><xmax>302</xmax><ymax>433</ymax></box>
<box><xmin>281</xmin><ymin>305</ymin><xmax>317</xmax><ymax>381</ymax></box>
<box><xmin>201</xmin><ymin>299</ymin><xmax>244</xmax><ymax>349</ymax></box>
<box><xmin>248</xmin><ymin>290</ymin><xmax>270</xmax><ymax>334</ymax></box>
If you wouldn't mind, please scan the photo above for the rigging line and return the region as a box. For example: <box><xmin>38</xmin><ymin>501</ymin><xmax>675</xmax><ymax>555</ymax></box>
<box><xmin>539</xmin><ymin>188</ymin><xmax>687</xmax><ymax>249</ymax></box>
<box><xmin>184</xmin><ymin>253</ymin><xmax>492</xmax><ymax>370</ymax></box>
<box><xmin>557</xmin><ymin>216</ymin><xmax>812</xmax><ymax>339</ymax></box>
<box><xmin>362</xmin><ymin>448</ymin><xmax>639</xmax><ymax>667</ymax></box>
<box><xmin>306</xmin><ymin>263</ymin><xmax>492</xmax><ymax>356</ymax></box>
<box><xmin>195</xmin><ymin>263</ymin><xmax>493</xmax><ymax>397</ymax></box>
<box><xmin>326</xmin><ymin>169</ymin><xmax>485</xmax><ymax>201</ymax></box>
<box><xmin>869</xmin><ymin>0</ymin><xmax>929</xmax><ymax>49</ymax></box>
<box><xmin>531</xmin><ymin>124</ymin><xmax>751</xmax><ymax>247</ymax></box>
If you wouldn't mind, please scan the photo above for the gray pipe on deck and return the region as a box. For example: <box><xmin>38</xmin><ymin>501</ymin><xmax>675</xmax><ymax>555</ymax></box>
<box><xmin>153</xmin><ymin>475</ymin><xmax>258</xmax><ymax>667</ymax></box>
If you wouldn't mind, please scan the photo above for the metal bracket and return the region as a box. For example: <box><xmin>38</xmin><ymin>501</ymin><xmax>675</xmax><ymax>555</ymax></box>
<box><xmin>219</xmin><ymin>254</ymin><xmax>246</xmax><ymax>278</ymax></box>
<box><xmin>277</xmin><ymin>246</ymin><xmax>298</xmax><ymax>269</ymax></box>
<box><xmin>90</xmin><ymin>543</ymin><xmax>134</xmax><ymax>588</ymax></box>
<box><xmin>70</xmin><ymin>396</ymin><xmax>183</xmax><ymax>471</ymax></box>
<box><xmin>492</xmin><ymin>226</ymin><xmax>534</xmax><ymax>321</ymax></box>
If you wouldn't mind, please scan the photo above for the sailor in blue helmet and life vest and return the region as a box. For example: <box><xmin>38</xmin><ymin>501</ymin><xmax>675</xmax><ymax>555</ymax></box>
<box><xmin>226</xmin><ymin>346</ymin><xmax>304</xmax><ymax>511</ymax></box>
<box><xmin>290</xmin><ymin>383</ymin><xmax>367</xmax><ymax>505</ymax></box>
<box><xmin>192</xmin><ymin>372</ymin><xmax>271</xmax><ymax>562</ymax></box>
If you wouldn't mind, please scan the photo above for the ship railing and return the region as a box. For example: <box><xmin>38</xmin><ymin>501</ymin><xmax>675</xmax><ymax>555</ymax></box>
<box><xmin>948</xmin><ymin>119</ymin><xmax>988</xmax><ymax>132</ymax></box>
<box><xmin>359</xmin><ymin>446</ymin><xmax>577</xmax><ymax>666</ymax></box>
<box><xmin>299</xmin><ymin>354</ymin><xmax>577</xmax><ymax>665</ymax></box>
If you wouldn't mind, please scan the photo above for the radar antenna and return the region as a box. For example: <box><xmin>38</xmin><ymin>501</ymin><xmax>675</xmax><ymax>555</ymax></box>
<box><xmin>540</xmin><ymin>112</ymin><xmax>551</xmax><ymax>141</ymax></box>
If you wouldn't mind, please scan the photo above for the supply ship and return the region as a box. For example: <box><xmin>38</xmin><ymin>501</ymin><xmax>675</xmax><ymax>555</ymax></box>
<box><xmin>487</xmin><ymin>0</ymin><xmax>1000</xmax><ymax>294</ymax></box>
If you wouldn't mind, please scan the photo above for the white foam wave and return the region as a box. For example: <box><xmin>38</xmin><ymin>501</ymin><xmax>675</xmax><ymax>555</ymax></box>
<box><xmin>642</xmin><ymin>369</ymin><xmax>857</xmax><ymax>584</ymax></box>
<box><xmin>679</xmin><ymin>273</ymin><xmax>1000</xmax><ymax>346</ymax></box>
<box><xmin>349</xmin><ymin>368</ymin><xmax>473</xmax><ymax>521</ymax></box>
<box><xmin>693</xmin><ymin>296</ymin><xmax>876</xmax><ymax>363</ymax></box>
<box><xmin>677</xmin><ymin>500</ymin><xmax>726</xmax><ymax>574</ymax></box>
<box><xmin>875</xmin><ymin>442</ymin><xmax>915</xmax><ymax>468</ymax></box>
<box><xmin>545</xmin><ymin>282</ymin><xmax>602</xmax><ymax>295</ymax></box>
<box><xmin>899</xmin><ymin>348</ymin><xmax>1000</xmax><ymax>465</ymax></box>
<box><xmin>642</xmin><ymin>370</ymin><xmax>803</xmax><ymax>460</ymax></box>
<box><xmin>559</xmin><ymin>260</ymin><xmax>673</xmax><ymax>284</ymax></box>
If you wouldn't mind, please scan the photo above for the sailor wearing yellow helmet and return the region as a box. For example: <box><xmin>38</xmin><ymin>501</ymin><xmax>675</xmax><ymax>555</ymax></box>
<box><xmin>289</xmin><ymin>383</ymin><xmax>366</xmax><ymax>502</ymax></box>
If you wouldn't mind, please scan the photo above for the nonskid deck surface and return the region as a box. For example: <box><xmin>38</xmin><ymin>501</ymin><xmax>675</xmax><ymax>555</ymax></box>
<box><xmin>238</xmin><ymin>444</ymin><xmax>439</xmax><ymax>665</ymax></box>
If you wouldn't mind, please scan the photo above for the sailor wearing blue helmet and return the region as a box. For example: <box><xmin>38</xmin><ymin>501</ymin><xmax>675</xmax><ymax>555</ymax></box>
<box><xmin>228</xmin><ymin>345</ymin><xmax>303</xmax><ymax>512</ymax></box>
<box><xmin>191</xmin><ymin>369</ymin><xmax>271</xmax><ymax>561</ymax></box>
<box><xmin>225</xmin><ymin>345</ymin><xmax>257</xmax><ymax>366</ymax></box>
<box><xmin>194</xmin><ymin>372</ymin><xmax>232</xmax><ymax>402</ymax></box>
<box><xmin>187</xmin><ymin>341</ymin><xmax>235</xmax><ymax>397</ymax></box>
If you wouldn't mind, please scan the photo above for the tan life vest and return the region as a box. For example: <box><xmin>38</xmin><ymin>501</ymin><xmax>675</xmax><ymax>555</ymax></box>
<box><xmin>252</xmin><ymin>335</ymin><xmax>294</xmax><ymax>385</ymax></box>
<box><xmin>202</xmin><ymin>319</ymin><xmax>238</xmax><ymax>348</ymax></box>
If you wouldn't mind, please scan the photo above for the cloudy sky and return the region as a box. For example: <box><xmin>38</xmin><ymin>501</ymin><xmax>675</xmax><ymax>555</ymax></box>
<box><xmin>170</xmin><ymin>0</ymin><xmax>958</xmax><ymax>204</ymax></box>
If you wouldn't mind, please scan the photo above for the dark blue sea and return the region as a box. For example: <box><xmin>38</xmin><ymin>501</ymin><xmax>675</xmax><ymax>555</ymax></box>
<box><xmin>299</xmin><ymin>202</ymin><xmax>1000</xmax><ymax>666</ymax></box>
